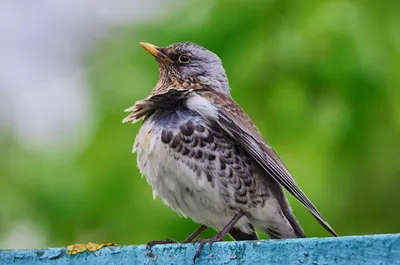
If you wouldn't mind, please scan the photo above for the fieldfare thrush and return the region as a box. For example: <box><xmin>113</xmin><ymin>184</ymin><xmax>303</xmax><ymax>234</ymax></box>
<box><xmin>123</xmin><ymin>42</ymin><xmax>338</xmax><ymax>261</ymax></box>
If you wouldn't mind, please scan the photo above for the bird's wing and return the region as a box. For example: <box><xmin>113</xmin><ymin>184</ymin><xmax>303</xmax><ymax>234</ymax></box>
<box><xmin>187</xmin><ymin>89</ymin><xmax>338</xmax><ymax>237</ymax></box>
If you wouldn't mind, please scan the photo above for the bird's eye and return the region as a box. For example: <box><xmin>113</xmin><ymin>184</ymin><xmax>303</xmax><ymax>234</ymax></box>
<box><xmin>178</xmin><ymin>54</ymin><xmax>190</xmax><ymax>63</ymax></box>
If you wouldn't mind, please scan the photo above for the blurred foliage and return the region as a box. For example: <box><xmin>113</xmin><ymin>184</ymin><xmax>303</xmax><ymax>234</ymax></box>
<box><xmin>2</xmin><ymin>0</ymin><xmax>400</xmax><ymax>248</ymax></box>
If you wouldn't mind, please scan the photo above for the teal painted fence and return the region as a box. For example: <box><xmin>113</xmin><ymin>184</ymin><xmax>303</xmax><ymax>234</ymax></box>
<box><xmin>1</xmin><ymin>234</ymin><xmax>399</xmax><ymax>265</ymax></box>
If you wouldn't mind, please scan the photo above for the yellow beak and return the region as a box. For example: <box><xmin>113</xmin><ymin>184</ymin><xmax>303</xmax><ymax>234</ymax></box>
<box><xmin>139</xmin><ymin>42</ymin><xmax>173</xmax><ymax>63</ymax></box>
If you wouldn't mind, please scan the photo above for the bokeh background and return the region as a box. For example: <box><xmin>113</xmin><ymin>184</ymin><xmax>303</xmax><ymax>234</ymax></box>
<box><xmin>1</xmin><ymin>0</ymin><xmax>400</xmax><ymax>249</ymax></box>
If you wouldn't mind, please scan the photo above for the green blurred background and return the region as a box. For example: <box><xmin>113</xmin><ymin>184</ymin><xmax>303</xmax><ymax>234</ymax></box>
<box><xmin>2</xmin><ymin>0</ymin><xmax>400</xmax><ymax>248</ymax></box>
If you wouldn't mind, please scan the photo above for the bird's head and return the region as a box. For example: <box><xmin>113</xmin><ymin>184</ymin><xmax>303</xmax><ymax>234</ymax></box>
<box><xmin>140</xmin><ymin>42</ymin><xmax>230</xmax><ymax>95</ymax></box>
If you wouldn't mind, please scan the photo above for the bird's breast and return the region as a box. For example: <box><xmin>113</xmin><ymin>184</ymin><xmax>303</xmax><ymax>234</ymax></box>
<box><xmin>133</xmin><ymin>107</ymin><xmax>264</xmax><ymax>226</ymax></box>
<box><xmin>134</xmin><ymin>108</ymin><xmax>220</xmax><ymax>196</ymax></box>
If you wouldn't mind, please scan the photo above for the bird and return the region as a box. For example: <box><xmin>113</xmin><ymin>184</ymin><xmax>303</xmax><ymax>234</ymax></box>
<box><xmin>123</xmin><ymin>41</ymin><xmax>338</xmax><ymax>261</ymax></box>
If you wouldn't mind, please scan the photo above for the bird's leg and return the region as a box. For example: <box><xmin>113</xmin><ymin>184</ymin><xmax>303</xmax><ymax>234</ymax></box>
<box><xmin>183</xmin><ymin>225</ymin><xmax>207</xmax><ymax>243</ymax></box>
<box><xmin>146</xmin><ymin>224</ymin><xmax>207</xmax><ymax>251</ymax></box>
<box><xmin>193</xmin><ymin>211</ymin><xmax>245</xmax><ymax>263</ymax></box>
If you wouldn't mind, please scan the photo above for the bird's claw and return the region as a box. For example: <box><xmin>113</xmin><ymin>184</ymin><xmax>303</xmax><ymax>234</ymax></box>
<box><xmin>146</xmin><ymin>238</ymin><xmax>178</xmax><ymax>250</ymax></box>
<box><xmin>145</xmin><ymin>238</ymin><xmax>179</xmax><ymax>258</ymax></box>
<box><xmin>193</xmin><ymin>236</ymin><xmax>221</xmax><ymax>263</ymax></box>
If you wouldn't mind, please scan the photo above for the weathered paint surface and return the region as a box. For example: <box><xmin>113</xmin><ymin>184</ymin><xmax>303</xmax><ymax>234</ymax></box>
<box><xmin>1</xmin><ymin>234</ymin><xmax>399</xmax><ymax>265</ymax></box>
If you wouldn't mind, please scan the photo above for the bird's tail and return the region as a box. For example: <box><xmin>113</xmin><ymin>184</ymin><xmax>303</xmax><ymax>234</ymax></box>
<box><xmin>262</xmin><ymin>209</ymin><xmax>307</xmax><ymax>239</ymax></box>
<box><xmin>284</xmin><ymin>211</ymin><xmax>307</xmax><ymax>238</ymax></box>
<box><xmin>262</xmin><ymin>221</ymin><xmax>306</xmax><ymax>239</ymax></box>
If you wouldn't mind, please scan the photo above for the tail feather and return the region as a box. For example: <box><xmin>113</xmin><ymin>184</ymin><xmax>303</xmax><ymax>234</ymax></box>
<box><xmin>284</xmin><ymin>211</ymin><xmax>307</xmax><ymax>238</ymax></box>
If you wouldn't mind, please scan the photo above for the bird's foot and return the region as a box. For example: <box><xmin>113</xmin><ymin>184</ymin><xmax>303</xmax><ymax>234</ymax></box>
<box><xmin>146</xmin><ymin>238</ymin><xmax>178</xmax><ymax>250</ymax></box>
<box><xmin>145</xmin><ymin>238</ymin><xmax>179</xmax><ymax>258</ymax></box>
<box><xmin>193</xmin><ymin>236</ymin><xmax>222</xmax><ymax>263</ymax></box>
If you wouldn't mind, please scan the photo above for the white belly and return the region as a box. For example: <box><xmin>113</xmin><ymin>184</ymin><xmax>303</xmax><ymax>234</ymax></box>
<box><xmin>133</xmin><ymin>120</ymin><xmax>251</xmax><ymax>232</ymax></box>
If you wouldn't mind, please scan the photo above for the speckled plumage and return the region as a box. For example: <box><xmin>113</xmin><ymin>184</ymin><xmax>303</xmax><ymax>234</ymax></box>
<box><xmin>123</xmin><ymin>42</ymin><xmax>337</xmax><ymax>249</ymax></box>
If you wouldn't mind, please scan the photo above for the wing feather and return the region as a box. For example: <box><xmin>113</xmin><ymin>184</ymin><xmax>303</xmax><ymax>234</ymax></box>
<box><xmin>190</xmin><ymin>90</ymin><xmax>338</xmax><ymax>237</ymax></box>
